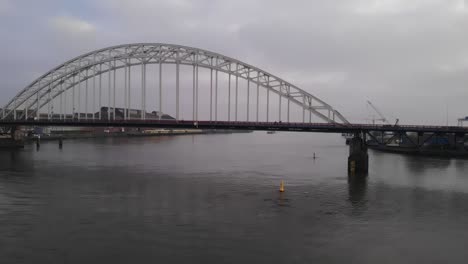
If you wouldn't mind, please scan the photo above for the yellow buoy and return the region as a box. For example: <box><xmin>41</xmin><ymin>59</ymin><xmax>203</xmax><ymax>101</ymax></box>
<box><xmin>279</xmin><ymin>180</ymin><xmax>285</xmax><ymax>192</ymax></box>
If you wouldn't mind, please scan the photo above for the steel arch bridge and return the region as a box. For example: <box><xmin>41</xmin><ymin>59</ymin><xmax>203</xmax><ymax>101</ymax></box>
<box><xmin>0</xmin><ymin>43</ymin><xmax>349</xmax><ymax>124</ymax></box>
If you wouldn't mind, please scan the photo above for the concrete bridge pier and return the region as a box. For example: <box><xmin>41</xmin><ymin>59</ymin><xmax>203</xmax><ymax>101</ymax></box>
<box><xmin>455</xmin><ymin>133</ymin><xmax>466</xmax><ymax>151</ymax></box>
<box><xmin>348</xmin><ymin>135</ymin><xmax>368</xmax><ymax>175</ymax></box>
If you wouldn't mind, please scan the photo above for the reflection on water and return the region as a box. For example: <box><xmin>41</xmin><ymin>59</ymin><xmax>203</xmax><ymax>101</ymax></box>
<box><xmin>348</xmin><ymin>175</ymin><xmax>368</xmax><ymax>205</ymax></box>
<box><xmin>404</xmin><ymin>155</ymin><xmax>452</xmax><ymax>173</ymax></box>
<box><xmin>1</xmin><ymin>133</ymin><xmax>468</xmax><ymax>263</ymax></box>
<box><xmin>454</xmin><ymin>159</ymin><xmax>468</xmax><ymax>171</ymax></box>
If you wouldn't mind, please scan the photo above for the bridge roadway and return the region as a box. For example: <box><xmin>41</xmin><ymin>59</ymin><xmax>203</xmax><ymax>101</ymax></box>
<box><xmin>1</xmin><ymin>119</ymin><xmax>467</xmax><ymax>134</ymax></box>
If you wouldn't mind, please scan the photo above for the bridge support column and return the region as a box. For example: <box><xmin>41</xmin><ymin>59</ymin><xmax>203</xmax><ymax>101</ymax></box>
<box><xmin>36</xmin><ymin>137</ymin><xmax>40</xmax><ymax>150</ymax></box>
<box><xmin>348</xmin><ymin>135</ymin><xmax>368</xmax><ymax>175</ymax></box>
<box><xmin>455</xmin><ymin>133</ymin><xmax>466</xmax><ymax>151</ymax></box>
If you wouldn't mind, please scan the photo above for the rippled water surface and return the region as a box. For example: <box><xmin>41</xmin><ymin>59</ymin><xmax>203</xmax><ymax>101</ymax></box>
<box><xmin>1</xmin><ymin>132</ymin><xmax>468</xmax><ymax>263</ymax></box>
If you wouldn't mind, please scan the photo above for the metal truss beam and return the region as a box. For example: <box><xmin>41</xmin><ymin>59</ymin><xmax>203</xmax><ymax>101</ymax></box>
<box><xmin>2</xmin><ymin>43</ymin><xmax>349</xmax><ymax>124</ymax></box>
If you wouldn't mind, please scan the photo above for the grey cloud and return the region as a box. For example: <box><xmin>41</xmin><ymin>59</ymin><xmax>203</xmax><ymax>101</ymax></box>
<box><xmin>1</xmin><ymin>0</ymin><xmax>468</xmax><ymax>125</ymax></box>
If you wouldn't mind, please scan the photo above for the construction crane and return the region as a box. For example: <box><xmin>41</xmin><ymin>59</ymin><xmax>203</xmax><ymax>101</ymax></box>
<box><xmin>366</xmin><ymin>100</ymin><xmax>390</xmax><ymax>125</ymax></box>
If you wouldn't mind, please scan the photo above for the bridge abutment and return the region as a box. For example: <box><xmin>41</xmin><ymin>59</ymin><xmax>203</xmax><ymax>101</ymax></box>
<box><xmin>348</xmin><ymin>135</ymin><xmax>368</xmax><ymax>175</ymax></box>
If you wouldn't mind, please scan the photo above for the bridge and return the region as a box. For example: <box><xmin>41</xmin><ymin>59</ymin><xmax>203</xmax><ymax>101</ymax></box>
<box><xmin>1</xmin><ymin>43</ymin><xmax>467</xmax><ymax>174</ymax></box>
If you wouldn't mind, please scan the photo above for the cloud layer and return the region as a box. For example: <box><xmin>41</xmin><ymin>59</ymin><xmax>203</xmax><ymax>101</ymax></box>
<box><xmin>1</xmin><ymin>0</ymin><xmax>468</xmax><ymax>125</ymax></box>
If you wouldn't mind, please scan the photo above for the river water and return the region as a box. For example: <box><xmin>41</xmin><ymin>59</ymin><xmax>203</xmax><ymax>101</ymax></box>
<box><xmin>1</xmin><ymin>132</ymin><xmax>468</xmax><ymax>263</ymax></box>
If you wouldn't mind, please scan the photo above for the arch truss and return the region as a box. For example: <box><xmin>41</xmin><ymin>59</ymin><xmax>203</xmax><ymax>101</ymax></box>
<box><xmin>1</xmin><ymin>43</ymin><xmax>349</xmax><ymax>124</ymax></box>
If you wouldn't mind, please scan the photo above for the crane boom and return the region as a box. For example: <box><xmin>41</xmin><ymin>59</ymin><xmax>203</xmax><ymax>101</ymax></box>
<box><xmin>367</xmin><ymin>100</ymin><xmax>389</xmax><ymax>124</ymax></box>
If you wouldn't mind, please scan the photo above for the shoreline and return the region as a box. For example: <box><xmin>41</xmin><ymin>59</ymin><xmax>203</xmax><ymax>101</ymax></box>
<box><xmin>25</xmin><ymin>129</ymin><xmax>252</xmax><ymax>142</ymax></box>
<box><xmin>0</xmin><ymin>129</ymin><xmax>252</xmax><ymax>149</ymax></box>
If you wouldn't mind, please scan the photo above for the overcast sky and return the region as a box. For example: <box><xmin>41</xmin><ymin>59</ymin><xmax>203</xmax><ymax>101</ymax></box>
<box><xmin>1</xmin><ymin>0</ymin><xmax>468</xmax><ymax>125</ymax></box>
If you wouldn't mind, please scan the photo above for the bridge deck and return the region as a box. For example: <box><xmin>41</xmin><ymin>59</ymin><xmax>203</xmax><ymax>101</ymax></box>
<box><xmin>1</xmin><ymin>120</ymin><xmax>467</xmax><ymax>134</ymax></box>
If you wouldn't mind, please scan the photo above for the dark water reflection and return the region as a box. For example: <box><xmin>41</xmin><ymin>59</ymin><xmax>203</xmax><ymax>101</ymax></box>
<box><xmin>1</xmin><ymin>132</ymin><xmax>468</xmax><ymax>263</ymax></box>
<box><xmin>348</xmin><ymin>176</ymin><xmax>368</xmax><ymax>206</ymax></box>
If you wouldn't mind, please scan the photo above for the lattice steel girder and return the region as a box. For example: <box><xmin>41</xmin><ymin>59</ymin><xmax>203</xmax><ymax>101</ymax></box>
<box><xmin>2</xmin><ymin>43</ymin><xmax>349</xmax><ymax>123</ymax></box>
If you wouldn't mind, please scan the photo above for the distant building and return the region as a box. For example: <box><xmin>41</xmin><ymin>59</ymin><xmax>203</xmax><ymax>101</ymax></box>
<box><xmin>4</xmin><ymin>107</ymin><xmax>177</xmax><ymax>135</ymax></box>
<box><xmin>1</xmin><ymin>107</ymin><xmax>174</xmax><ymax>121</ymax></box>
<box><xmin>99</xmin><ymin>107</ymin><xmax>175</xmax><ymax>120</ymax></box>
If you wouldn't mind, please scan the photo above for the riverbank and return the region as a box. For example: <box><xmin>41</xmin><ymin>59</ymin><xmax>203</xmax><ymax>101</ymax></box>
<box><xmin>25</xmin><ymin>129</ymin><xmax>252</xmax><ymax>142</ymax></box>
